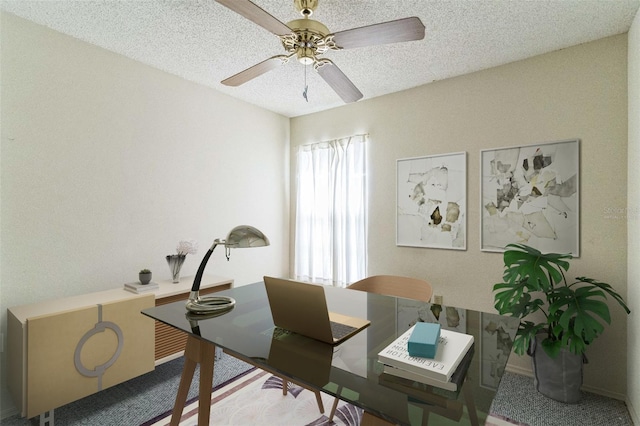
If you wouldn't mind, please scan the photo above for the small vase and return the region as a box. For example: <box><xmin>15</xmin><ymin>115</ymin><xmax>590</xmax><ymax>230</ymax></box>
<box><xmin>139</xmin><ymin>272</ymin><xmax>152</xmax><ymax>285</ymax></box>
<box><xmin>166</xmin><ymin>254</ymin><xmax>186</xmax><ymax>283</ymax></box>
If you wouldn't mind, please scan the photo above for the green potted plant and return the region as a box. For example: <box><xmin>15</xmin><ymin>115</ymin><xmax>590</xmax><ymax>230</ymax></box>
<box><xmin>139</xmin><ymin>268</ymin><xmax>152</xmax><ymax>285</ymax></box>
<box><xmin>493</xmin><ymin>243</ymin><xmax>629</xmax><ymax>403</ymax></box>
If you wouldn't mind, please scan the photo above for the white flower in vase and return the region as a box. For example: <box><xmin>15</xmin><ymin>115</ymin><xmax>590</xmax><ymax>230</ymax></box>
<box><xmin>176</xmin><ymin>239</ymin><xmax>199</xmax><ymax>255</ymax></box>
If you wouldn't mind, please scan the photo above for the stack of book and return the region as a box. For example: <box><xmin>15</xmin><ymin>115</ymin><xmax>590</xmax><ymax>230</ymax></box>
<box><xmin>124</xmin><ymin>281</ymin><xmax>159</xmax><ymax>294</ymax></box>
<box><xmin>378</xmin><ymin>323</ymin><xmax>474</xmax><ymax>391</ymax></box>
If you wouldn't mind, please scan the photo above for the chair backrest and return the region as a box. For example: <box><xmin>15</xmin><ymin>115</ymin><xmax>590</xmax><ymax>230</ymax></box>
<box><xmin>347</xmin><ymin>275</ymin><xmax>433</xmax><ymax>302</ymax></box>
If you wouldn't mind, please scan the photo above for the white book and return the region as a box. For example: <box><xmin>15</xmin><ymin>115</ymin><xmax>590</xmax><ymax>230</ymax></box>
<box><xmin>124</xmin><ymin>282</ymin><xmax>159</xmax><ymax>293</ymax></box>
<box><xmin>378</xmin><ymin>326</ymin><xmax>474</xmax><ymax>382</ymax></box>
<box><xmin>382</xmin><ymin>343</ymin><xmax>475</xmax><ymax>391</ymax></box>
<box><xmin>383</xmin><ymin>365</ymin><xmax>458</xmax><ymax>391</ymax></box>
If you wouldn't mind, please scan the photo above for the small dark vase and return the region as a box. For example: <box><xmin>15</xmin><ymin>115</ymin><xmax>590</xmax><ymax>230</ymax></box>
<box><xmin>139</xmin><ymin>272</ymin><xmax>152</xmax><ymax>285</ymax></box>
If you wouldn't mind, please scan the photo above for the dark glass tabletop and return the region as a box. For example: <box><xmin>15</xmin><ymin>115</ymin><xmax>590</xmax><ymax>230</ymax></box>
<box><xmin>142</xmin><ymin>281</ymin><xmax>519</xmax><ymax>425</ymax></box>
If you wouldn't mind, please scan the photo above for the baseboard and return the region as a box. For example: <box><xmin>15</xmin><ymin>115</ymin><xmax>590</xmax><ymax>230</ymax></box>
<box><xmin>625</xmin><ymin>397</ymin><xmax>639</xmax><ymax>425</ymax></box>
<box><xmin>505</xmin><ymin>363</ymin><xmax>533</xmax><ymax>377</ymax></box>
<box><xmin>581</xmin><ymin>384</ymin><xmax>626</xmax><ymax>401</ymax></box>
<box><xmin>1</xmin><ymin>406</ymin><xmax>19</xmax><ymax>420</ymax></box>
<box><xmin>505</xmin><ymin>363</ymin><xmax>627</xmax><ymax>401</ymax></box>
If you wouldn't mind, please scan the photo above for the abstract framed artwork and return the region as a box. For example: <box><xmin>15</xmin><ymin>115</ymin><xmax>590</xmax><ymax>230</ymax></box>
<box><xmin>479</xmin><ymin>312</ymin><xmax>519</xmax><ymax>390</ymax></box>
<box><xmin>480</xmin><ymin>139</ymin><xmax>580</xmax><ymax>255</ymax></box>
<box><xmin>397</xmin><ymin>152</ymin><xmax>466</xmax><ymax>250</ymax></box>
<box><xmin>396</xmin><ymin>298</ymin><xmax>467</xmax><ymax>335</ymax></box>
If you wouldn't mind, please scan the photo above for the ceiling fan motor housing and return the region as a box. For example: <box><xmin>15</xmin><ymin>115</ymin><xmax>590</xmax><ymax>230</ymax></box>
<box><xmin>283</xmin><ymin>18</ymin><xmax>332</xmax><ymax>64</ymax></box>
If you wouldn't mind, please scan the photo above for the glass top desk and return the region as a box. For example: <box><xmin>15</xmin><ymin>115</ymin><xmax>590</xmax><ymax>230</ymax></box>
<box><xmin>142</xmin><ymin>281</ymin><xmax>519</xmax><ymax>426</ymax></box>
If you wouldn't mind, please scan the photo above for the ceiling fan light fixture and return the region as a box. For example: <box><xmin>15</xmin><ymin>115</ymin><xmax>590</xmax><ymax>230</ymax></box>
<box><xmin>297</xmin><ymin>48</ymin><xmax>315</xmax><ymax>64</ymax></box>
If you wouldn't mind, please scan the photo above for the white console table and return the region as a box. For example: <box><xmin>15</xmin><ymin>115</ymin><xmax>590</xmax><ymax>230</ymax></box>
<box><xmin>7</xmin><ymin>274</ymin><xmax>233</xmax><ymax>422</ymax></box>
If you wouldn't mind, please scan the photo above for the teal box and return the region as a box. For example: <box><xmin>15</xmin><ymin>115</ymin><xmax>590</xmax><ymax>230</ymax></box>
<box><xmin>407</xmin><ymin>322</ymin><xmax>441</xmax><ymax>358</ymax></box>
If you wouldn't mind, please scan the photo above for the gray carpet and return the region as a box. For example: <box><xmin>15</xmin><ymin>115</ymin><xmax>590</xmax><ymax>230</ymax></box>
<box><xmin>489</xmin><ymin>372</ymin><xmax>634</xmax><ymax>426</ymax></box>
<box><xmin>1</xmin><ymin>352</ymin><xmax>253</xmax><ymax>425</ymax></box>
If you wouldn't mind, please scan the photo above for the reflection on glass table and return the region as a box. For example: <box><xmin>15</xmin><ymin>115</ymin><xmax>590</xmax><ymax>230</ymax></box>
<box><xmin>142</xmin><ymin>281</ymin><xmax>520</xmax><ymax>426</ymax></box>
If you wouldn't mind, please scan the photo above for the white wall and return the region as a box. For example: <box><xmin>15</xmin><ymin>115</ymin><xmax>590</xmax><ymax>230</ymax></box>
<box><xmin>0</xmin><ymin>12</ymin><xmax>289</xmax><ymax>417</ymax></box>
<box><xmin>291</xmin><ymin>35</ymin><xmax>629</xmax><ymax>398</ymax></box>
<box><xmin>627</xmin><ymin>10</ymin><xmax>640</xmax><ymax>424</ymax></box>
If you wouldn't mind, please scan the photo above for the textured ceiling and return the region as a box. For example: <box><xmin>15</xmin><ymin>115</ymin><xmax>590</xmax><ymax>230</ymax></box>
<box><xmin>2</xmin><ymin>0</ymin><xmax>639</xmax><ymax>117</ymax></box>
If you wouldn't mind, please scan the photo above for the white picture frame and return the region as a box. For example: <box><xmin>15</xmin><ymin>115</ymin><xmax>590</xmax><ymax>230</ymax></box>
<box><xmin>480</xmin><ymin>139</ymin><xmax>580</xmax><ymax>256</ymax></box>
<box><xmin>396</xmin><ymin>152</ymin><xmax>467</xmax><ymax>250</ymax></box>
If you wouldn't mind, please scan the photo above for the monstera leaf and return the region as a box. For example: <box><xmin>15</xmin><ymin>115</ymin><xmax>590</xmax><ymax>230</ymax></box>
<box><xmin>512</xmin><ymin>320</ymin><xmax>547</xmax><ymax>356</ymax></box>
<box><xmin>575</xmin><ymin>277</ymin><xmax>630</xmax><ymax>313</ymax></box>
<box><xmin>493</xmin><ymin>284</ymin><xmax>544</xmax><ymax>318</ymax></box>
<box><xmin>501</xmin><ymin>244</ymin><xmax>571</xmax><ymax>291</ymax></box>
<box><xmin>492</xmin><ymin>244</ymin><xmax>629</xmax><ymax>357</ymax></box>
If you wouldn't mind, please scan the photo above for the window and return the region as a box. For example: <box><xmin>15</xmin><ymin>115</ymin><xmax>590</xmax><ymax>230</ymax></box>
<box><xmin>294</xmin><ymin>134</ymin><xmax>368</xmax><ymax>287</ymax></box>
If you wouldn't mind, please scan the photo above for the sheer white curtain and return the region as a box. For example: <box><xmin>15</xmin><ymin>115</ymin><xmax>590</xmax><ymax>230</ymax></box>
<box><xmin>294</xmin><ymin>134</ymin><xmax>368</xmax><ymax>287</ymax></box>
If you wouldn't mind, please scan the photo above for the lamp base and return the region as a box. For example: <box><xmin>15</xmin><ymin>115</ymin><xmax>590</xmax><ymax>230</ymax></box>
<box><xmin>186</xmin><ymin>292</ymin><xmax>236</xmax><ymax>314</ymax></box>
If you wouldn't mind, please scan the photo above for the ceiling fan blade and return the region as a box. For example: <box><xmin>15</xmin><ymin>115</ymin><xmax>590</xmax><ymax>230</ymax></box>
<box><xmin>222</xmin><ymin>55</ymin><xmax>290</xmax><ymax>86</ymax></box>
<box><xmin>330</xmin><ymin>17</ymin><xmax>425</xmax><ymax>50</ymax></box>
<box><xmin>215</xmin><ymin>0</ymin><xmax>293</xmax><ymax>36</ymax></box>
<box><xmin>315</xmin><ymin>59</ymin><xmax>363</xmax><ymax>103</ymax></box>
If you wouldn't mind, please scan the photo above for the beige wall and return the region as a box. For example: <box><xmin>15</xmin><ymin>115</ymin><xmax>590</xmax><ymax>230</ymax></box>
<box><xmin>627</xmin><ymin>10</ymin><xmax>640</xmax><ymax>424</ymax></box>
<box><xmin>0</xmin><ymin>12</ymin><xmax>290</xmax><ymax>416</ymax></box>
<box><xmin>291</xmin><ymin>35</ymin><xmax>629</xmax><ymax>398</ymax></box>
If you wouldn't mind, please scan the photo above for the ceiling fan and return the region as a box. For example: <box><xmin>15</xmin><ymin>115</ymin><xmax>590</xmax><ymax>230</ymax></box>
<box><xmin>216</xmin><ymin>0</ymin><xmax>426</xmax><ymax>103</ymax></box>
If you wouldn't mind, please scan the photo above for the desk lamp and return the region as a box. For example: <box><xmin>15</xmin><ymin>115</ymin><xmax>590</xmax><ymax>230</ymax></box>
<box><xmin>186</xmin><ymin>225</ymin><xmax>269</xmax><ymax>314</ymax></box>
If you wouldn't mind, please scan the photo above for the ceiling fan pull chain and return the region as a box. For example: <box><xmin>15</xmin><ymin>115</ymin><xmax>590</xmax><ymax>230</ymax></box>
<box><xmin>303</xmin><ymin>63</ymin><xmax>309</xmax><ymax>102</ymax></box>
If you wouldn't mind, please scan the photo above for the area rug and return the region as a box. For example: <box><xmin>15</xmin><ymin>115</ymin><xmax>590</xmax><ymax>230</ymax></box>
<box><xmin>142</xmin><ymin>368</ymin><xmax>364</xmax><ymax>426</ymax></box>
<box><xmin>142</xmin><ymin>367</ymin><xmax>533</xmax><ymax>426</ymax></box>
